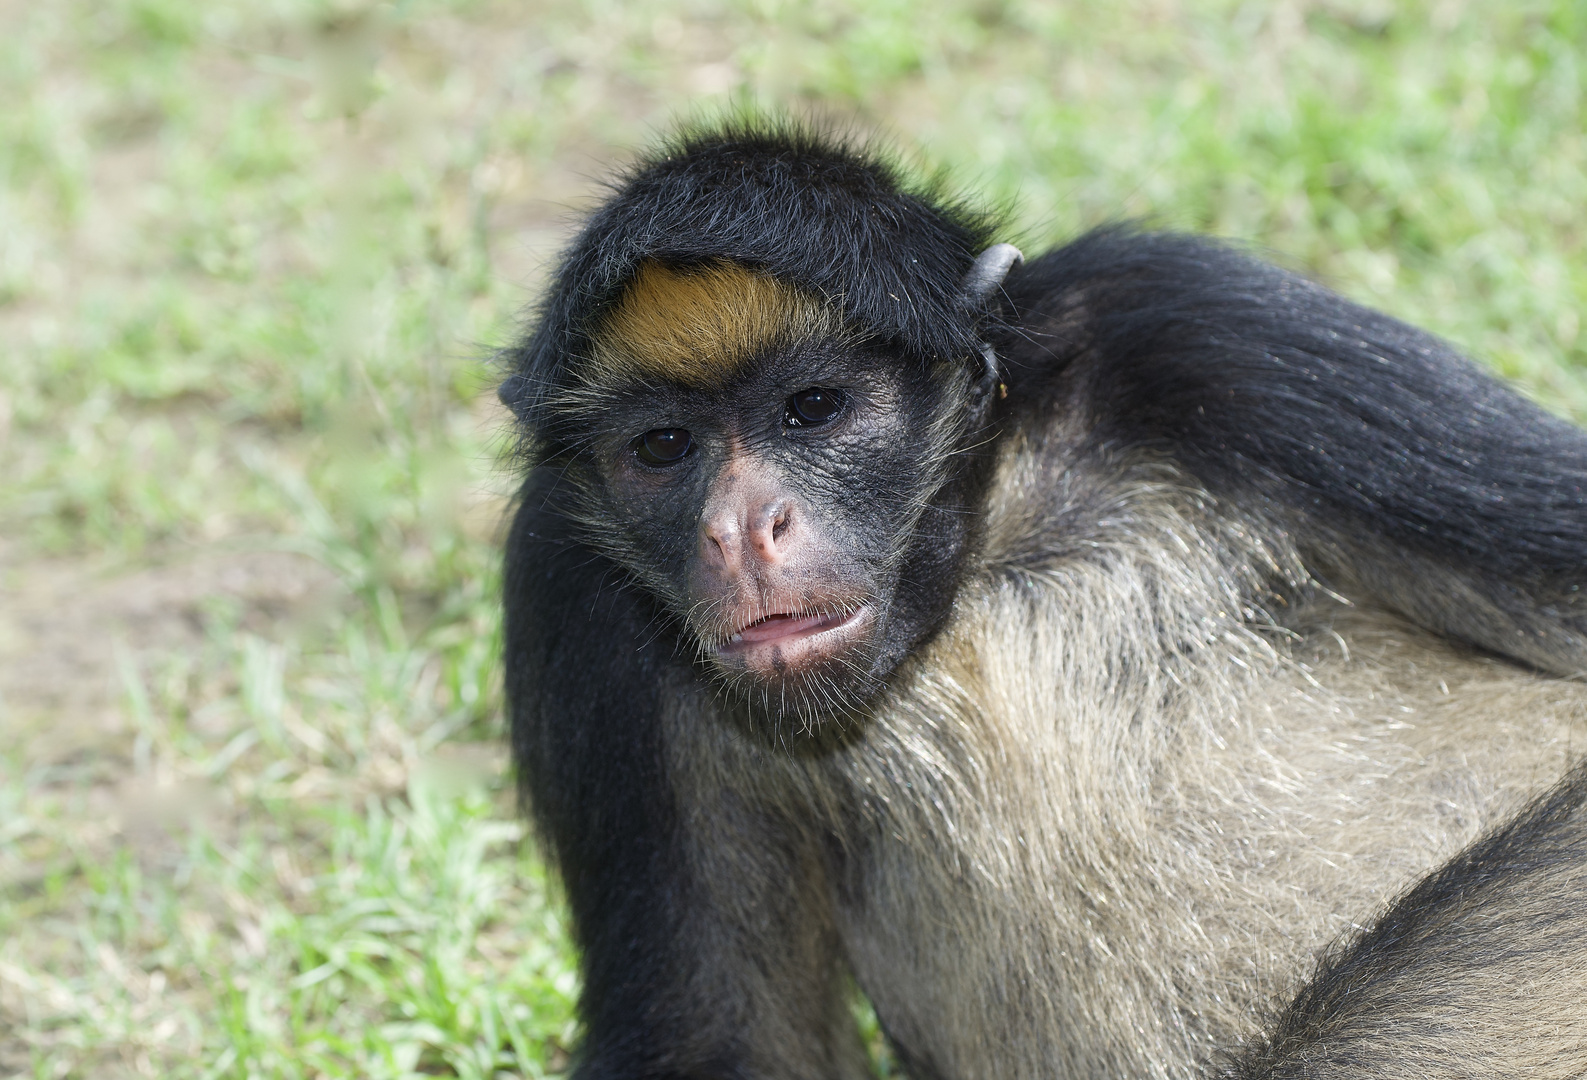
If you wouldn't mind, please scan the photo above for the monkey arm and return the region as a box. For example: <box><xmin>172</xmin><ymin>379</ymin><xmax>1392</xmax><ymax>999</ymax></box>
<box><xmin>503</xmin><ymin>470</ymin><xmax>870</xmax><ymax>1080</ymax></box>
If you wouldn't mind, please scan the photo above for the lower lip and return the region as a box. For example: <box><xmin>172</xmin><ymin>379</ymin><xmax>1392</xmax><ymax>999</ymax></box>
<box><xmin>721</xmin><ymin>606</ymin><xmax>868</xmax><ymax>651</ymax></box>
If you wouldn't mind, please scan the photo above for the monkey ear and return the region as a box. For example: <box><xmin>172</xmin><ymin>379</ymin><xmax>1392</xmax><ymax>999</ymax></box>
<box><xmin>960</xmin><ymin>243</ymin><xmax>1025</xmax><ymax>307</ymax></box>
<box><xmin>963</xmin><ymin>244</ymin><xmax>1023</xmax><ymax>399</ymax></box>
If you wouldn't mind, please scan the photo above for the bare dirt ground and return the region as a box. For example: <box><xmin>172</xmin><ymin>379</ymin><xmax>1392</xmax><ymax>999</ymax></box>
<box><xmin>0</xmin><ymin>542</ymin><xmax>342</xmax><ymax>889</ymax></box>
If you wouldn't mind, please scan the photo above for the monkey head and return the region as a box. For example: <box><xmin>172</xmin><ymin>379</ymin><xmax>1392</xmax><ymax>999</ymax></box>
<box><xmin>501</xmin><ymin>124</ymin><xmax>1017</xmax><ymax>728</ymax></box>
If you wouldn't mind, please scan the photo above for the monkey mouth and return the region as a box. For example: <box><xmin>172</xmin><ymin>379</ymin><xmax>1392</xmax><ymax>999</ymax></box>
<box><xmin>728</xmin><ymin>609</ymin><xmax>854</xmax><ymax>646</ymax></box>
<box><xmin>715</xmin><ymin>605</ymin><xmax>873</xmax><ymax>670</ymax></box>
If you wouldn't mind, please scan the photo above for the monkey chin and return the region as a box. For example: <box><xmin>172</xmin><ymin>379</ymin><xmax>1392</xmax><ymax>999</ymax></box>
<box><xmin>710</xmin><ymin>605</ymin><xmax>881</xmax><ymax>730</ymax></box>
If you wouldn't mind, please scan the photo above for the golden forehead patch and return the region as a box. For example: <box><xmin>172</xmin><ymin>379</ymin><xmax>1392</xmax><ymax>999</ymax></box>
<box><xmin>588</xmin><ymin>260</ymin><xmax>839</xmax><ymax>387</ymax></box>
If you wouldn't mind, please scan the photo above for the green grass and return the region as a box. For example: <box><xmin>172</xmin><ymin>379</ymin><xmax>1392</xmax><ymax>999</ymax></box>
<box><xmin>0</xmin><ymin>0</ymin><xmax>1582</xmax><ymax>1076</ymax></box>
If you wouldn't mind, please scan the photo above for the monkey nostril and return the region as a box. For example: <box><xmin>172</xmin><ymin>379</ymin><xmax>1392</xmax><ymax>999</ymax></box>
<box><xmin>702</xmin><ymin>517</ymin><xmax>739</xmax><ymax>569</ymax></box>
<box><xmin>756</xmin><ymin>501</ymin><xmax>794</xmax><ymax>557</ymax></box>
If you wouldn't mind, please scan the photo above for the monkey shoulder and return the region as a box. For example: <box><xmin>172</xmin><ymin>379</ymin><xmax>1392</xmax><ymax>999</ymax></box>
<box><xmin>989</xmin><ymin>228</ymin><xmax>1587</xmax><ymax>673</ymax></box>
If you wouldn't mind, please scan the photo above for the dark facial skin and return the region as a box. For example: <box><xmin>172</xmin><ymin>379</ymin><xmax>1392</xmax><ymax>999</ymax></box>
<box><xmin>556</xmin><ymin>341</ymin><xmax>981</xmax><ymax>729</ymax></box>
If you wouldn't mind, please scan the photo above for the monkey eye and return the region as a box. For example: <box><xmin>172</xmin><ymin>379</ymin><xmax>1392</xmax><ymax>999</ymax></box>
<box><xmin>633</xmin><ymin>428</ymin><xmax>694</xmax><ymax>466</ymax></box>
<box><xmin>785</xmin><ymin>387</ymin><xmax>846</xmax><ymax>428</ymax></box>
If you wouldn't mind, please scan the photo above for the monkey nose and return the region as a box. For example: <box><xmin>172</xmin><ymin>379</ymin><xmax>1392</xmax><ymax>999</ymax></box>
<box><xmin>701</xmin><ymin>500</ymin><xmax>795</xmax><ymax>572</ymax></box>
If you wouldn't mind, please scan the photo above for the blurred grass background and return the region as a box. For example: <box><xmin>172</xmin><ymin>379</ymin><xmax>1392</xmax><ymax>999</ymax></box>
<box><xmin>0</xmin><ymin>0</ymin><xmax>1582</xmax><ymax>1075</ymax></box>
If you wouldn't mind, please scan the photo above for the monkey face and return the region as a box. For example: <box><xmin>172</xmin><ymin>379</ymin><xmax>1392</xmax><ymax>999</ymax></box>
<box><xmin>538</xmin><ymin>259</ymin><xmax>986</xmax><ymax>728</ymax></box>
<box><xmin>552</xmin><ymin>338</ymin><xmax>976</xmax><ymax>729</ymax></box>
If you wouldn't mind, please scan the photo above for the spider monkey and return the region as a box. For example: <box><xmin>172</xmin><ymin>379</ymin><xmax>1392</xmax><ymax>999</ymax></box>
<box><xmin>498</xmin><ymin>120</ymin><xmax>1587</xmax><ymax>1079</ymax></box>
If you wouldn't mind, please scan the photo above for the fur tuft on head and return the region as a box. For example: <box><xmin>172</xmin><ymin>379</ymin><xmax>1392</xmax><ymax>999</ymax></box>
<box><xmin>499</xmin><ymin>117</ymin><xmax>1004</xmax><ymax>445</ymax></box>
<box><xmin>588</xmin><ymin>260</ymin><xmax>842</xmax><ymax>388</ymax></box>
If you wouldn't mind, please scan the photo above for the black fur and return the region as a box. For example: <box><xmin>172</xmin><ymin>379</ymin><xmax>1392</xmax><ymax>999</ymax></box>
<box><xmin>503</xmin><ymin>474</ymin><xmax>688</xmax><ymax>1071</ymax></box>
<box><xmin>500</xmin><ymin>122</ymin><xmax>1587</xmax><ymax>1078</ymax></box>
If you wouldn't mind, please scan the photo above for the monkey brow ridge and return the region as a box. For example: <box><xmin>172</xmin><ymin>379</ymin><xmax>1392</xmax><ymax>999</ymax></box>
<box><xmin>588</xmin><ymin>260</ymin><xmax>841</xmax><ymax>388</ymax></box>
